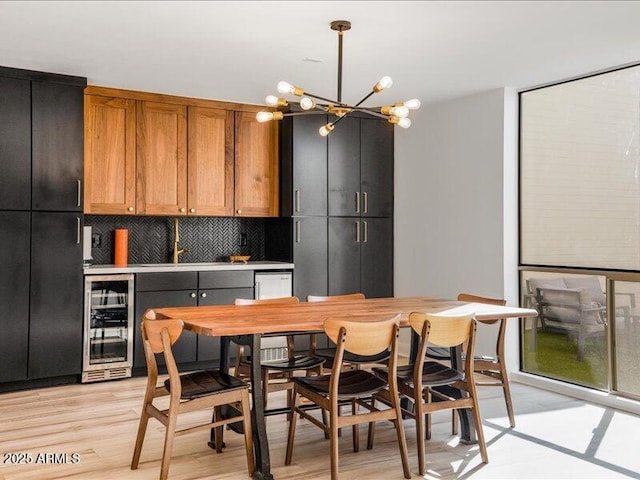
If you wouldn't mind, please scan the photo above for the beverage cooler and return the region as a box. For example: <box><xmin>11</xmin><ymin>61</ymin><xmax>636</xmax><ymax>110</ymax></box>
<box><xmin>82</xmin><ymin>274</ymin><xmax>134</xmax><ymax>382</ymax></box>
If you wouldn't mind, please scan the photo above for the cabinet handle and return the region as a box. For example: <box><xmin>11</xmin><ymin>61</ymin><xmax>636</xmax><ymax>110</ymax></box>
<box><xmin>363</xmin><ymin>192</ymin><xmax>368</xmax><ymax>214</ymax></box>
<box><xmin>295</xmin><ymin>220</ymin><xmax>301</xmax><ymax>243</ymax></box>
<box><xmin>180</xmin><ymin>207</ymin><xmax>186</xmax><ymax>213</ymax></box>
<box><xmin>190</xmin><ymin>208</ymin><xmax>196</xmax><ymax>213</ymax></box>
<box><xmin>190</xmin><ymin>292</ymin><xmax>196</xmax><ymax>298</ymax></box>
<box><xmin>356</xmin><ymin>221</ymin><xmax>360</xmax><ymax>243</ymax></box>
<box><xmin>127</xmin><ymin>206</ymin><xmax>134</xmax><ymax>212</ymax></box>
<box><xmin>76</xmin><ymin>180</ymin><xmax>82</xmax><ymax>207</ymax></box>
<box><xmin>363</xmin><ymin>220</ymin><xmax>368</xmax><ymax>243</ymax></box>
<box><xmin>295</xmin><ymin>189</ymin><xmax>301</xmax><ymax>213</ymax></box>
<box><xmin>76</xmin><ymin>217</ymin><xmax>81</xmax><ymax>244</ymax></box>
<box><xmin>355</xmin><ymin>192</ymin><xmax>361</xmax><ymax>213</ymax></box>
<box><xmin>237</xmin><ymin>209</ymin><xmax>242</xmax><ymax>215</ymax></box>
<box><xmin>200</xmin><ymin>292</ymin><xmax>207</xmax><ymax>298</ymax></box>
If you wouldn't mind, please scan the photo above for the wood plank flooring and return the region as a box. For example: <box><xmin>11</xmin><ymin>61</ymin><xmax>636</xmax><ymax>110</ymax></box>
<box><xmin>1</xmin><ymin>376</ymin><xmax>639</xmax><ymax>479</ymax></box>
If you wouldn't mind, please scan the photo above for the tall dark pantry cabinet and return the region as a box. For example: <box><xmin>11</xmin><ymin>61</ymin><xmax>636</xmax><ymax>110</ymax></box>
<box><xmin>266</xmin><ymin>113</ymin><xmax>394</xmax><ymax>303</ymax></box>
<box><xmin>0</xmin><ymin>67</ymin><xmax>86</xmax><ymax>388</ymax></box>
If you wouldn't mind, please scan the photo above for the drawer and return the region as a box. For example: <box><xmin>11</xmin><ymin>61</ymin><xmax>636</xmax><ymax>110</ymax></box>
<box><xmin>198</xmin><ymin>270</ymin><xmax>254</xmax><ymax>289</ymax></box>
<box><xmin>135</xmin><ymin>272</ymin><xmax>198</xmax><ymax>292</ymax></box>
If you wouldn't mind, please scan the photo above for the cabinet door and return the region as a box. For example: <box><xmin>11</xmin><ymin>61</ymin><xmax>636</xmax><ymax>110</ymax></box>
<box><xmin>188</xmin><ymin>107</ymin><xmax>234</xmax><ymax>216</ymax></box>
<box><xmin>32</xmin><ymin>82</ymin><xmax>84</xmax><ymax>211</ymax></box>
<box><xmin>197</xmin><ymin>287</ymin><xmax>254</xmax><ymax>362</ymax></box>
<box><xmin>361</xmin><ymin>119</ymin><xmax>394</xmax><ymax>217</ymax></box>
<box><xmin>328</xmin><ymin>217</ymin><xmax>361</xmax><ymax>295</ymax></box>
<box><xmin>293</xmin><ymin>217</ymin><xmax>328</xmax><ymax>300</ymax></box>
<box><xmin>292</xmin><ymin>115</ymin><xmax>328</xmax><ymax>216</ymax></box>
<box><xmin>234</xmin><ymin>111</ymin><xmax>279</xmax><ymax>217</ymax></box>
<box><xmin>29</xmin><ymin>212</ymin><xmax>83</xmax><ymax>379</ymax></box>
<box><xmin>137</xmin><ymin>101</ymin><xmax>187</xmax><ymax>215</ymax></box>
<box><xmin>84</xmin><ymin>95</ymin><xmax>136</xmax><ymax>214</ymax></box>
<box><xmin>134</xmin><ymin>290</ymin><xmax>197</xmax><ymax>368</ymax></box>
<box><xmin>0</xmin><ymin>77</ymin><xmax>31</xmax><ymax>210</ymax></box>
<box><xmin>0</xmin><ymin>212</ymin><xmax>30</xmax><ymax>382</ymax></box>
<box><xmin>328</xmin><ymin>116</ymin><xmax>360</xmax><ymax>216</ymax></box>
<box><xmin>360</xmin><ymin>218</ymin><xmax>393</xmax><ymax>298</ymax></box>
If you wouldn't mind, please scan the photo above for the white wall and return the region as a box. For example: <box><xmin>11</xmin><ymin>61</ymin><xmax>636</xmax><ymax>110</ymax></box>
<box><xmin>394</xmin><ymin>88</ymin><xmax>513</xmax><ymax>356</ymax></box>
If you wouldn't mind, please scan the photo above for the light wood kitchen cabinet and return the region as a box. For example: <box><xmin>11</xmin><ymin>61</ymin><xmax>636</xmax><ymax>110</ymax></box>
<box><xmin>84</xmin><ymin>95</ymin><xmax>136</xmax><ymax>214</ymax></box>
<box><xmin>187</xmin><ymin>106</ymin><xmax>234</xmax><ymax>216</ymax></box>
<box><xmin>234</xmin><ymin>111</ymin><xmax>279</xmax><ymax>217</ymax></box>
<box><xmin>84</xmin><ymin>88</ymin><xmax>279</xmax><ymax>217</ymax></box>
<box><xmin>136</xmin><ymin>101</ymin><xmax>187</xmax><ymax>215</ymax></box>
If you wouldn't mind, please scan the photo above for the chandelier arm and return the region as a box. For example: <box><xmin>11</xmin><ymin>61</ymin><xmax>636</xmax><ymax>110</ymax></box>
<box><xmin>351</xmin><ymin>108</ymin><xmax>389</xmax><ymax>119</ymax></box>
<box><xmin>302</xmin><ymin>90</ymin><xmax>348</xmax><ymax>106</ymax></box>
<box><xmin>353</xmin><ymin>90</ymin><xmax>376</xmax><ymax>108</ymax></box>
<box><xmin>282</xmin><ymin>111</ymin><xmax>328</xmax><ymax>117</ymax></box>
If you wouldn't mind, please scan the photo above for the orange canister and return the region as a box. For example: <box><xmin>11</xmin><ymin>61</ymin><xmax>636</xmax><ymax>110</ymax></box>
<box><xmin>114</xmin><ymin>229</ymin><xmax>128</xmax><ymax>266</ymax></box>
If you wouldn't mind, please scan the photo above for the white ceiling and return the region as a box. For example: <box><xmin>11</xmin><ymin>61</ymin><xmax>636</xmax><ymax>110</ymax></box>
<box><xmin>2</xmin><ymin>1</ymin><xmax>640</xmax><ymax>107</ymax></box>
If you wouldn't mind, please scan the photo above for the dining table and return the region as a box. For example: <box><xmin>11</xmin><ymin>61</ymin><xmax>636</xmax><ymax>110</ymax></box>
<box><xmin>154</xmin><ymin>296</ymin><xmax>538</xmax><ymax>480</ymax></box>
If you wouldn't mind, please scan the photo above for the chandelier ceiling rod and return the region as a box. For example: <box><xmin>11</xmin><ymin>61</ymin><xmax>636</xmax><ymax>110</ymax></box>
<box><xmin>256</xmin><ymin>19</ymin><xmax>420</xmax><ymax>136</ymax></box>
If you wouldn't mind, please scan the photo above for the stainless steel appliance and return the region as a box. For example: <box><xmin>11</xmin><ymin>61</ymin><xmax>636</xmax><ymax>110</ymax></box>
<box><xmin>82</xmin><ymin>274</ymin><xmax>134</xmax><ymax>382</ymax></box>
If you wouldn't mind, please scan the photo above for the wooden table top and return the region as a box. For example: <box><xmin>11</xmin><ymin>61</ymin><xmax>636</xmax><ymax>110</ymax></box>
<box><xmin>153</xmin><ymin>296</ymin><xmax>538</xmax><ymax>337</ymax></box>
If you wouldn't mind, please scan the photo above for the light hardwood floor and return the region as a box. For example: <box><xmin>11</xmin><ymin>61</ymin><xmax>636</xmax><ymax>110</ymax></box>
<box><xmin>1</xmin><ymin>376</ymin><xmax>639</xmax><ymax>480</ymax></box>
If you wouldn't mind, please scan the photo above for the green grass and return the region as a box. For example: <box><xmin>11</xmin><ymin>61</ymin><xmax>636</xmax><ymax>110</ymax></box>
<box><xmin>522</xmin><ymin>330</ymin><xmax>608</xmax><ymax>389</ymax></box>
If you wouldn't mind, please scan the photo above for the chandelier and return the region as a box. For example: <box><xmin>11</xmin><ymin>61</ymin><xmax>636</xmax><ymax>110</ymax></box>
<box><xmin>256</xmin><ymin>20</ymin><xmax>420</xmax><ymax>136</ymax></box>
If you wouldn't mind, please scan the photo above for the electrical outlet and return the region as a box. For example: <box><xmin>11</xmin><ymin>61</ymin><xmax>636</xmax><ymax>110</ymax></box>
<box><xmin>240</xmin><ymin>233</ymin><xmax>248</xmax><ymax>246</ymax></box>
<box><xmin>92</xmin><ymin>233</ymin><xmax>102</xmax><ymax>248</ymax></box>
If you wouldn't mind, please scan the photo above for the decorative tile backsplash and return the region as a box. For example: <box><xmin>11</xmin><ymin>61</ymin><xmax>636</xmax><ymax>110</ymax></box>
<box><xmin>85</xmin><ymin>215</ymin><xmax>265</xmax><ymax>265</ymax></box>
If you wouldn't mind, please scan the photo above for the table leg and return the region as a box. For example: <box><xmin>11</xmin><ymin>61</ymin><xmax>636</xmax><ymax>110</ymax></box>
<box><xmin>248</xmin><ymin>333</ymin><xmax>273</xmax><ymax>480</ymax></box>
<box><xmin>410</xmin><ymin>330</ymin><xmax>477</xmax><ymax>444</ymax></box>
<box><xmin>448</xmin><ymin>345</ymin><xmax>475</xmax><ymax>444</ymax></box>
<box><xmin>209</xmin><ymin>336</ymin><xmax>232</xmax><ymax>450</ymax></box>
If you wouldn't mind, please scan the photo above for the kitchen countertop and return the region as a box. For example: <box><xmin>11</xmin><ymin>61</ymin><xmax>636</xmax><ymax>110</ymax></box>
<box><xmin>84</xmin><ymin>261</ymin><xmax>294</xmax><ymax>275</ymax></box>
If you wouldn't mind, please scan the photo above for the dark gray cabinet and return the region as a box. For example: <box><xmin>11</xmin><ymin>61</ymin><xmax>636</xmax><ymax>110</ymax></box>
<box><xmin>0</xmin><ymin>212</ymin><xmax>30</xmax><ymax>382</ymax></box>
<box><xmin>289</xmin><ymin>115</ymin><xmax>328</xmax><ymax>217</ymax></box>
<box><xmin>328</xmin><ymin>117</ymin><xmax>394</xmax><ymax>217</ymax></box>
<box><xmin>32</xmin><ymin>81</ymin><xmax>84</xmax><ymax>212</ymax></box>
<box><xmin>328</xmin><ymin>217</ymin><xmax>393</xmax><ymax>298</ymax></box>
<box><xmin>134</xmin><ymin>271</ymin><xmax>254</xmax><ymax>368</ymax></box>
<box><xmin>29</xmin><ymin>212</ymin><xmax>83</xmax><ymax>379</ymax></box>
<box><xmin>0</xmin><ymin>76</ymin><xmax>31</xmax><ymax>210</ymax></box>
<box><xmin>267</xmin><ymin>114</ymin><xmax>393</xmax><ymax>303</ymax></box>
<box><xmin>0</xmin><ymin>67</ymin><xmax>86</xmax><ymax>388</ymax></box>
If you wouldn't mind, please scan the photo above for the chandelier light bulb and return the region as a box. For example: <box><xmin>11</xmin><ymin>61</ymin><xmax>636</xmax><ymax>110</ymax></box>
<box><xmin>256</xmin><ymin>111</ymin><xmax>284</xmax><ymax>123</ymax></box>
<box><xmin>265</xmin><ymin>95</ymin><xmax>279</xmax><ymax>106</ymax></box>
<box><xmin>388</xmin><ymin>116</ymin><xmax>411</xmax><ymax>128</ymax></box>
<box><xmin>390</xmin><ymin>105</ymin><xmax>409</xmax><ymax>118</ymax></box>
<box><xmin>397</xmin><ymin>117</ymin><xmax>411</xmax><ymax>128</ymax></box>
<box><xmin>277</xmin><ymin>81</ymin><xmax>294</xmax><ymax>94</ymax></box>
<box><xmin>373</xmin><ymin>76</ymin><xmax>393</xmax><ymax>92</ymax></box>
<box><xmin>300</xmin><ymin>97</ymin><xmax>316</xmax><ymax>110</ymax></box>
<box><xmin>403</xmin><ymin>98</ymin><xmax>421</xmax><ymax>110</ymax></box>
<box><xmin>319</xmin><ymin>123</ymin><xmax>335</xmax><ymax>136</ymax></box>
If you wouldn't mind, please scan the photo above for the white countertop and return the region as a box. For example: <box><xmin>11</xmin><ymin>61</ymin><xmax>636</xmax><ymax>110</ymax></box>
<box><xmin>84</xmin><ymin>261</ymin><xmax>294</xmax><ymax>275</ymax></box>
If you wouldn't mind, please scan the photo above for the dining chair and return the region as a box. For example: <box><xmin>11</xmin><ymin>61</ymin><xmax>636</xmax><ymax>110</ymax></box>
<box><xmin>456</xmin><ymin>293</ymin><xmax>513</xmax><ymax>430</ymax></box>
<box><xmin>233</xmin><ymin>296</ymin><xmax>325</xmax><ymax>408</ymax></box>
<box><xmin>131</xmin><ymin>311</ymin><xmax>254</xmax><ymax>480</ymax></box>
<box><xmin>372</xmin><ymin>311</ymin><xmax>488</xmax><ymax>476</ymax></box>
<box><xmin>307</xmin><ymin>293</ymin><xmax>391</xmax><ymax>372</ymax></box>
<box><xmin>285</xmin><ymin>314</ymin><xmax>410</xmax><ymax>480</ymax></box>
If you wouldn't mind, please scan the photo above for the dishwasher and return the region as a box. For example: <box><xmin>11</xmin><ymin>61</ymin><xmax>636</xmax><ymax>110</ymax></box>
<box><xmin>254</xmin><ymin>272</ymin><xmax>293</xmax><ymax>361</ymax></box>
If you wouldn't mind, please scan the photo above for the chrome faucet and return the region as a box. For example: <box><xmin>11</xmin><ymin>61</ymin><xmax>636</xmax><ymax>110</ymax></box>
<box><xmin>172</xmin><ymin>218</ymin><xmax>188</xmax><ymax>263</ymax></box>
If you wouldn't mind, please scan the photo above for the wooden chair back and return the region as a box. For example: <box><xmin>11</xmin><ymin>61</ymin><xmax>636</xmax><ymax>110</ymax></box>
<box><xmin>409</xmin><ymin>312</ymin><xmax>474</xmax><ymax>348</ymax></box>
<box><xmin>141</xmin><ymin>313</ymin><xmax>184</xmax><ymax>354</ymax></box>
<box><xmin>324</xmin><ymin>314</ymin><xmax>400</xmax><ymax>356</ymax></box>
<box><xmin>235</xmin><ymin>296</ymin><xmax>299</xmax><ymax>305</ymax></box>
<box><xmin>307</xmin><ymin>293</ymin><xmax>365</xmax><ymax>302</ymax></box>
